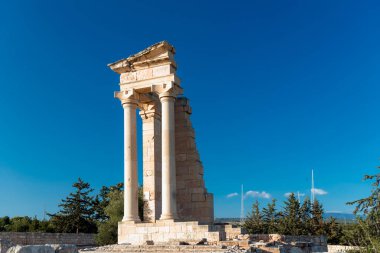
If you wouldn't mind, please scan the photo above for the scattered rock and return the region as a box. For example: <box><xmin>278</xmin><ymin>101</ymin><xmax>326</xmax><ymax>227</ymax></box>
<box><xmin>6</xmin><ymin>245</ymin><xmax>55</xmax><ymax>253</ymax></box>
<box><xmin>196</xmin><ymin>238</ymin><xmax>207</xmax><ymax>245</ymax></box>
<box><xmin>48</xmin><ymin>245</ymin><xmax>77</xmax><ymax>253</ymax></box>
<box><xmin>0</xmin><ymin>239</ymin><xmax>14</xmax><ymax>253</ymax></box>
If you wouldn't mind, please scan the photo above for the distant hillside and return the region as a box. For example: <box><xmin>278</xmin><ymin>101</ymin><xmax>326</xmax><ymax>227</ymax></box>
<box><xmin>324</xmin><ymin>212</ymin><xmax>356</xmax><ymax>223</ymax></box>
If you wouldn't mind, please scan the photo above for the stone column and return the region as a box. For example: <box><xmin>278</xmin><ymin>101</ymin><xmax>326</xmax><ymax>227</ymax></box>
<box><xmin>118</xmin><ymin>93</ymin><xmax>140</xmax><ymax>222</ymax></box>
<box><xmin>159</xmin><ymin>92</ymin><xmax>178</xmax><ymax>220</ymax></box>
<box><xmin>139</xmin><ymin>102</ymin><xmax>162</xmax><ymax>222</ymax></box>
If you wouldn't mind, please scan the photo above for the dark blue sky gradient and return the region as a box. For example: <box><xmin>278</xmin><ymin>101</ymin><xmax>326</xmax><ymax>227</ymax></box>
<box><xmin>0</xmin><ymin>0</ymin><xmax>379</xmax><ymax>218</ymax></box>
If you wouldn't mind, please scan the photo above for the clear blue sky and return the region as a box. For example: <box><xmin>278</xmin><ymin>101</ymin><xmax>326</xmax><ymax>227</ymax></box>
<box><xmin>0</xmin><ymin>0</ymin><xmax>379</xmax><ymax>218</ymax></box>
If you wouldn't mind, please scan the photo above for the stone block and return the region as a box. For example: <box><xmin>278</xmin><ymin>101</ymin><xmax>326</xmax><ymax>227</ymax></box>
<box><xmin>152</xmin><ymin>65</ymin><xmax>172</xmax><ymax>77</ymax></box>
<box><xmin>136</xmin><ymin>69</ymin><xmax>153</xmax><ymax>80</ymax></box>
<box><xmin>120</xmin><ymin>72</ymin><xmax>137</xmax><ymax>83</ymax></box>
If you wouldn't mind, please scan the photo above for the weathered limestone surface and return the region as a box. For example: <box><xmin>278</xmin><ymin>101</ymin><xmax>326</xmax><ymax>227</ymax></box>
<box><xmin>117</xmin><ymin>221</ymin><xmax>251</xmax><ymax>246</ymax></box>
<box><xmin>175</xmin><ymin>98</ymin><xmax>214</xmax><ymax>224</ymax></box>
<box><xmin>118</xmin><ymin>221</ymin><xmax>222</xmax><ymax>245</ymax></box>
<box><xmin>109</xmin><ymin>41</ymin><xmax>219</xmax><ymax>245</ymax></box>
<box><xmin>140</xmin><ymin>101</ymin><xmax>162</xmax><ymax>222</ymax></box>
<box><xmin>110</xmin><ymin>41</ymin><xmax>184</xmax><ymax>223</ymax></box>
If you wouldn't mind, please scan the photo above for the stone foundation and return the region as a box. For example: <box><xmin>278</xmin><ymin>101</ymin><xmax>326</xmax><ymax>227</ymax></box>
<box><xmin>118</xmin><ymin>221</ymin><xmax>245</xmax><ymax>245</ymax></box>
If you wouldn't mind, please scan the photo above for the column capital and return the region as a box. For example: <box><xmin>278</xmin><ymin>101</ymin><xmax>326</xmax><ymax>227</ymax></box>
<box><xmin>115</xmin><ymin>89</ymin><xmax>139</xmax><ymax>106</ymax></box>
<box><xmin>139</xmin><ymin>102</ymin><xmax>161</xmax><ymax>121</ymax></box>
<box><xmin>151</xmin><ymin>82</ymin><xmax>183</xmax><ymax>100</ymax></box>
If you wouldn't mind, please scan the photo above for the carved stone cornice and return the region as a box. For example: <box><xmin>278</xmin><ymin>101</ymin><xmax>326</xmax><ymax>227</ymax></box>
<box><xmin>108</xmin><ymin>41</ymin><xmax>176</xmax><ymax>74</ymax></box>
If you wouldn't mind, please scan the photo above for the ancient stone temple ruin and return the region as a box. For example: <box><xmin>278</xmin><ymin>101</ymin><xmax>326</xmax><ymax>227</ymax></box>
<box><xmin>108</xmin><ymin>42</ymin><xmax>239</xmax><ymax>245</ymax></box>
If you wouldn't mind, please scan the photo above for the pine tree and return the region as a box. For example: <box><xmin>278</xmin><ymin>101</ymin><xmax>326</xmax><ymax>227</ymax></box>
<box><xmin>93</xmin><ymin>183</ymin><xmax>123</xmax><ymax>222</ymax></box>
<box><xmin>244</xmin><ymin>200</ymin><xmax>264</xmax><ymax>234</ymax></box>
<box><xmin>262</xmin><ymin>199</ymin><xmax>278</xmax><ymax>234</ymax></box>
<box><xmin>325</xmin><ymin>217</ymin><xmax>342</xmax><ymax>244</ymax></box>
<box><xmin>49</xmin><ymin>178</ymin><xmax>97</xmax><ymax>233</ymax></box>
<box><xmin>311</xmin><ymin>199</ymin><xmax>325</xmax><ymax>235</ymax></box>
<box><xmin>280</xmin><ymin>193</ymin><xmax>301</xmax><ymax>235</ymax></box>
<box><xmin>300</xmin><ymin>197</ymin><xmax>312</xmax><ymax>235</ymax></box>
<box><xmin>347</xmin><ymin>168</ymin><xmax>380</xmax><ymax>231</ymax></box>
<box><xmin>347</xmin><ymin>167</ymin><xmax>380</xmax><ymax>250</ymax></box>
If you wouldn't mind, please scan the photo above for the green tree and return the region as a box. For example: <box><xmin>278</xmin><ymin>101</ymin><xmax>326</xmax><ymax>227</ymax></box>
<box><xmin>7</xmin><ymin>216</ymin><xmax>31</xmax><ymax>232</ymax></box>
<box><xmin>300</xmin><ymin>197</ymin><xmax>312</xmax><ymax>235</ymax></box>
<box><xmin>96</xmin><ymin>184</ymin><xmax>144</xmax><ymax>245</ymax></box>
<box><xmin>0</xmin><ymin>216</ymin><xmax>10</xmax><ymax>231</ymax></box>
<box><xmin>244</xmin><ymin>200</ymin><xmax>264</xmax><ymax>234</ymax></box>
<box><xmin>279</xmin><ymin>193</ymin><xmax>301</xmax><ymax>235</ymax></box>
<box><xmin>93</xmin><ymin>183</ymin><xmax>123</xmax><ymax>222</ymax></box>
<box><xmin>346</xmin><ymin>167</ymin><xmax>380</xmax><ymax>252</ymax></box>
<box><xmin>325</xmin><ymin>217</ymin><xmax>343</xmax><ymax>244</ymax></box>
<box><xmin>262</xmin><ymin>199</ymin><xmax>278</xmax><ymax>234</ymax></box>
<box><xmin>38</xmin><ymin>219</ymin><xmax>56</xmax><ymax>232</ymax></box>
<box><xmin>310</xmin><ymin>199</ymin><xmax>325</xmax><ymax>235</ymax></box>
<box><xmin>96</xmin><ymin>189</ymin><xmax>124</xmax><ymax>245</ymax></box>
<box><xmin>49</xmin><ymin>178</ymin><xmax>97</xmax><ymax>233</ymax></box>
<box><xmin>30</xmin><ymin>216</ymin><xmax>40</xmax><ymax>232</ymax></box>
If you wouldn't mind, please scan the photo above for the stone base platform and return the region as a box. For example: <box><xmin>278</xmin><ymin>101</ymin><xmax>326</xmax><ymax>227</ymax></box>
<box><xmin>118</xmin><ymin>221</ymin><xmax>244</xmax><ymax>245</ymax></box>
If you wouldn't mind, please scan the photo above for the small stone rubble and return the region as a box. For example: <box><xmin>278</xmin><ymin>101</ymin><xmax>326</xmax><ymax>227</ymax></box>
<box><xmin>0</xmin><ymin>239</ymin><xmax>14</xmax><ymax>253</ymax></box>
<box><xmin>78</xmin><ymin>233</ymin><xmax>327</xmax><ymax>253</ymax></box>
<box><xmin>6</xmin><ymin>245</ymin><xmax>78</xmax><ymax>253</ymax></box>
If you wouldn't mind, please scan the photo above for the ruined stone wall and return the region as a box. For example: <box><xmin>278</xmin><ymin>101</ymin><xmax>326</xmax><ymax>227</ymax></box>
<box><xmin>175</xmin><ymin>97</ymin><xmax>214</xmax><ymax>224</ymax></box>
<box><xmin>0</xmin><ymin>232</ymin><xmax>95</xmax><ymax>246</ymax></box>
<box><xmin>328</xmin><ymin>245</ymin><xmax>360</xmax><ymax>253</ymax></box>
<box><xmin>249</xmin><ymin>234</ymin><xmax>328</xmax><ymax>253</ymax></box>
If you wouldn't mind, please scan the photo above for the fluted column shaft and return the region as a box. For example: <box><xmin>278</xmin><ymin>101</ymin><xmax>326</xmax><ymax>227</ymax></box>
<box><xmin>122</xmin><ymin>100</ymin><xmax>140</xmax><ymax>222</ymax></box>
<box><xmin>159</xmin><ymin>94</ymin><xmax>178</xmax><ymax>220</ymax></box>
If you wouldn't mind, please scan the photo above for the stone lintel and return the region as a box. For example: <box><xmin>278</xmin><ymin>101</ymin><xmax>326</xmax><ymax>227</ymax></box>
<box><xmin>119</xmin><ymin>74</ymin><xmax>182</xmax><ymax>94</ymax></box>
